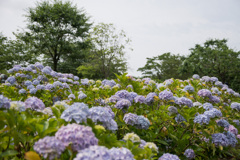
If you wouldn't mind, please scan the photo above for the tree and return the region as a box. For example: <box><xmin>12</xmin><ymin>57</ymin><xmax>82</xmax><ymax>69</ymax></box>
<box><xmin>16</xmin><ymin>0</ymin><xmax>92</xmax><ymax>71</ymax></box>
<box><xmin>137</xmin><ymin>53</ymin><xmax>186</xmax><ymax>80</ymax></box>
<box><xmin>77</xmin><ymin>23</ymin><xmax>131</xmax><ymax>79</ymax></box>
<box><xmin>180</xmin><ymin>39</ymin><xmax>240</xmax><ymax>91</ymax></box>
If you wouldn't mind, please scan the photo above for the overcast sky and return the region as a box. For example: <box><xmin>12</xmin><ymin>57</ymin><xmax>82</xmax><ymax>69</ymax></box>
<box><xmin>1</xmin><ymin>0</ymin><xmax>240</xmax><ymax>76</ymax></box>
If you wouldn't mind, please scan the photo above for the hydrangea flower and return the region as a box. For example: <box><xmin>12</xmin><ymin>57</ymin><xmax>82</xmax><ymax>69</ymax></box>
<box><xmin>19</xmin><ymin>89</ymin><xmax>26</xmax><ymax>94</ymax></box>
<box><xmin>193</xmin><ymin>102</ymin><xmax>202</xmax><ymax>107</ymax></box>
<box><xmin>134</xmin><ymin>95</ymin><xmax>146</xmax><ymax>104</ymax></box>
<box><xmin>202</xmin><ymin>103</ymin><xmax>213</xmax><ymax>110</ymax></box>
<box><xmin>81</xmin><ymin>78</ymin><xmax>89</xmax><ymax>85</ymax></box>
<box><xmin>145</xmin><ymin>92</ymin><xmax>157</xmax><ymax>105</ymax></box>
<box><xmin>42</xmin><ymin>107</ymin><xmax>53</xmax><ymax>115</ymax></box>
<box><xmin>10</xmin><ymin>101</ymin><xmax>25</xmax><ymax>111</ymax></box>
<box><xmin>192</xmin><ymin>74</ymin><xmax>200</xmax><ymax>79</ymax></box>
<box><xmin>68</xmin><ymin>94</ymin><xmax>76</xmax><ymax>99</ymax></box>
<box><xmin>144</xmin><ymin>142</ymin><xmax>158</xmax><ymax>152</ymax></box>
<box><xmin>224</xmin><ymin>131</ymin><xmax>238</xmax><ymax>147</ymax></box>
<box><xmin>27</xmin><ymin>85</ymin><xmax>35</xmax><ymax>90</ymax></box>
<box><xmin>115</xmin><ymin>90</ymin><xmax>130</xmax><ymax>99</ymax></box>
<box><xmin>36</xmin><ymin>85</ymin><xmax>45</xmax><ymax>90</ymax></box>
<box><xmin>168</xmin><ymin>106</ymin><xmax>178</xmax><ymax>114</ymax></box>
<box><xmin>53</xmin><ymin>101</ymin><xmax>69</xmax><ymax>109</ymax></box>
<box><xmin>74</xmin><ymin>145</ymin><xmax>111</xmax><ymax>160</ymax></box>
<box><xmin>6</xmin><ymin>76</ymin><xmax>16</xmax><ymax>85</ymax></box>
<box><xmin>158</xmin><ymin>153</ymin><xmax>180</xmax><ymax>160</ymax></box>
<box><xmin>175</xmin><ymin>114</ymin><xmax>186</xmax><ymax>123</ymax></box>
<box><xmin>115</xmin><ymin>99</ymin><xmax>131</xmax><ymax>111</ymax></box>
<box><xmin>30</xmin><ymin>88</ymin><xmax>38</xmax><ymax>94</ymax></box>
<box><xmin>210</xmin><ymin>77</ymin><xmax>218</xmax><ymax>82</ymax></box>
<box><xmin>32</xmin><ymin>80</ymin><xmax>40</xmax><ymax>85</ymax></box>
<box><xmin>184</xmin><ymin>149</ymin><xmax>195</xmax><ymax>159</ymax></box>
<box><xmin>128</xmin><ymin>92</ymin><xmax>138</xmax><ymax>102</ymax></box>
<box><xmin>109</xmin><ymin>147</ymin><xmax>135</xmax><ymax>160</ymax></box>
<box><xmin>123</xmin><ymin>113</ymin><xmax>138</xmax><ymax>126</ymax></box>
<box><xmin>25</xmin><ymin>97</ymin><xmax>45</xmax><ymax>111</ymax></box>
<box><xmin>53</xmin><ymin>81</ymin><xmax>63</xmax><ymax>88</ymax></box>
<box><xmin>45</xmin><ymin>84</ymin><xmax>54</xmax><ymax>91</ymax></box>
<box><xmin>123</xmin><ymin>133</ymin><xmax>141</xmax><ymax>143</ymax></box>
<box><xmin>139</xmin><ymin>139</ymin><xmax>147</xmax><ymax>148</ymax></box>
<box><xmin>34</xmin><ymin>136</ymin><xmax>65</xmax><ymax>160</ymax></box>
<box><xmin>204</xmin><ymin>108</ymin><xmax>222</xmax><ymax>118</ymax></box>
<box><xmin>217</xmin><ymin>119</ymin><xmax>230</xmax><ymax>128</ymax></box>
<box><xmin>230</xmin><ymin>102</ymin><xmax>240</xmax><ymax>111</ymax></box>
<box><xmin>175</xmin><ymin>97</ymin><xmax>193</xmax><ymax>107</ymax></box>
<box><xmin>215</xmin><ymin>81</ymin><xmax>223</xmax><ymax>88</ymax></box>
<box><xmin>109</xmin><ymin>95</ymin><xmax>121</xmax><ymax>103</ymax></box>
<box><xmin>78</xmin><ymin>91</ymin><xmax>87</xmax><ymax>99</ymax></box>
<box><xmin>233</xmin><ymin>120</ymin><xmax>240</xmax><ymax>126</ymax></box>
<box><xmin>201</xmin><ymin>76</ymin><xmax>211</xmax><ymax>82</ymax></box>
<box><xmin>55</xmin><ymin>124</ymin><xmax>98</xmax><ymax>152</ymax></box>
<box><xmin>226</xmin><ymin>125</ymin><xmax>238</xmax><ymax>136</ymax></box>
<box><xmin>209</xmin><ymin>96</ymin><xmax>220</xmax><ymax>104</ymax></box>
<box><xmin>61</xmin><ymin>103</ymin><xmax>89</xmax><ymax>123</ymax></box>
<box><xmin>24</xmin><ymin>80</ymin><xmax>32</xmax><ymax>86</ymax></box>
<box><xmin>159</xmin><ymin>90</ymin><xmax>173</xmax><ymax>101</ymax></box>
<box><xmin>183</xmin><ymin>85</ymin><xmax>195</xmax><ymax>93</ymax></box>
<box><xmin>102</xmin><ymin>79</ymin><xmax>116</xmax><ymax>87</ymax></box>
<box><xmin>194</xmin><ymin>114</ymin><xmax>210</xmax><ymax>125</ymax></box>
<box><xmin>88</xmin><ymin>106</ymin><xmax>118</xmax><ymax>131</ymax></box>
<box><xmin>198</xmin><ymin>89</ymin><xmax>212</xmax><ymax>97</ymax></box>
<box><xmin>136</xmin><ymin>115</ymin><xmax>150</xmax><ymax>129</ymax></box>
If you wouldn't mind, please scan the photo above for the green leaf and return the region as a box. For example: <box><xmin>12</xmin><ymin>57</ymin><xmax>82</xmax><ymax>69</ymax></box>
<box><xmin>0</xmin><ymin>150</ymin><xmax>18</xmax><ymax>157</ymax></box>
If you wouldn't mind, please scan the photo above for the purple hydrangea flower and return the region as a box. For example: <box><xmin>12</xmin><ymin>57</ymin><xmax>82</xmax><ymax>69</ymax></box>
<box><xmin>210</xmin><ymin>77</ymin><xmax>218</xmax><ymax>82</ymax></box>
<box><xmin>198</xmin><ymin>89</ymin><xmax>212</xmax><ymax>97</ymax></box>
<box><xmin>204</xmin><ymin>108</ymin><xmax>222</xmax><ymax>118</ymax></box>
<box><xmin>184</xmin><ymin>149</ymin><xmax>195</xmax><ymax>159</ymax></box>
<box><xmin>134</xmin><ymin>95</ymin><xmax>146</xmax><ymax>104</ymax></box>
<box><xmin>32</xmin><ymin>80</ymin><xmax>40</xmax><ymax>85</ymax></box>
<box><xmin>136</xmin><ymin>115</ymin><xmax>150</xmax><ymax>129</ymax></box>
<box><xmin>102</xmin><ymin>79</ymin><xmax>116</xmax><ymax>87</ymax></box>
<box><xmin>34</xmin><ymin>136</ymin><xmax>65</xmax><ymax>160</ymax></box>
<box><xmin>74</xmin><ymin>145</ymin><xmax>111</xmax><ymax>160</ymax></box>
<box><xmin>227</xmin><ymin>125</ymin><xmax>238</xmax><ymax>136</ymax></box>
<box><xmin>27</xmin><ymin>85</ymin><xmax>35</xmax><ymax>90</ymax></box>
<box><xmin>159</xmin><ymin>90</ymin><xmax>173</xmax><ymax>100</ymax></box>
<box><xmin>230</xmin><ymin>102</ymin><xmax>240</xmax><ymax>111</ymax></box>
<box><xmin>52</xmin><ymin>81</ymin><xmax>63</xmax><ymax>88</ymax></box>
<box><xmin>6</xmin><ymin>76</ymin><xmax>16</xmax><ymax>85</ymax></box>
<box><xmin>109</xmin><ymin>95</ymin><xmax>121</xmax><ymax>103</ymax></box>
<box><xmin>168</xmin><ymin>106</ymin><xmax>178</xmax><ymax>114</ymax></box>
<box><xmin>30</xmin><ymin>88</ymin><xmax>38</xmax><ymax>94</ymax></box>
<box><xmin>78</xmin><ymin>91</ymin><xmax>87</xmax><ymax>100</ymax></box>
<box><xmin>55</xmin><ymin>124</ymin><xmax>98</xmax><ymax>152</ymax></box>
<box><xmin>24</xmin><ymin>80</ymin><xmax>32</xmax><ymax>86</ymax></box>
<box><xmin>19</xmin><ymin>89</ymin><xmax>26</xmax><ymax>94</ymax></box>
<box><xmin>36</xmin><ymin>85</ymin><xmax>45</xmax><ymax>90</ymax></box>
<box><xmin>45</xmin><ymin>84</ymin><xmax>54</xmax><ymax>91</ymax></box>
<box><xmin>61</xmin><ymin>102</ymin><xmax>89</xmax><ymax>123</ymax></box>
<box><xmin>183</xmin><ymin>85</ymin><xmax>195</xmax><ymax>93</ymax></box>
<box><xmin>42</xmin><ymin>66</ymin><xmax>52</xmax><ymax>75</ymax></box>
<box><xmin>217</xmin><ymin>119</ymin><xmax>230</xmax><ymax>128</ymax></box>
<box><xmin>209</xmin><ymin>96</ymin><xmax>220</xmax><ymax>104</ymax></box>
<box><xmin>25</xmin><ymin>97</ymin><xmax>45</xmax><ymax>111</ymax></box>
<box><xmin>175</xmin><ymin>97</ymin><xmax>193</xmax><ymax>107</ymax></box>
<box><xmin>139</xmin><ymin>139</ymin><xmax>147</xmax><ymax>149</ymax></box>
<box><xmin>194</xmin><ymin>114</ymin><xmax>210</xmax><ymax>125</ymax></box>
<box><xmin>81</xmin><ymin>78</ymin><xmax>89</xmax><ymax>85</ymax></box>
<box><xmin>123</xmin><ymin>113</ymin><xmax>138</xmax><ymax>126</ymax></box>
<box><xmin>0</xmin><ymin>95</ymin><xmax>11</xmax><ymax>109</ymax></box>
<box><xmin>215</xmin><ymin>81</ymin><xmax>223</xmax><ymax>88</ymax></box>
<box><xmin>109</xmin><ymin>147</ymin><xmax>134</xmax><ymax>160</ymax></box>
<box><xmin>88</xmin><ymin>106</ymin><xmax>118</xmax><ymax>131</ymax></box>
<box><xmin>212</xmin><ymin>133</ymin><xmax>228</xmax><ymax>147</ymax></box>
<box><xmin>175</xmin><ymin>114</ymin><xmax>186</xmax><ymax>123</ymax></box>
<box><xmin>145</xmin><ymin>92</ymin><xmax>157</xmax><ymax>105</ymax></box>
<box><xmin>115</xmin><ymin>99</ymin><xmax>131</xmax><ymax>111</ymax></box>
<box><xmin>74</xmin><ymin>76</ymin><xmax>79</xmax><ymax>81</ymax></box>
<box><xmin>202</xmin><ymin>103</ymin><xmax>213</xmax><ymax>110</ymax></box>
<box><xmin>34</xmin><ymin>62</ymin><xmax>44</xmax><ymax>70</ymax></box>
<box><xmin>158</xmin><ymin>153</ymin><xmax>180</xmax><ymax>160</ymax></box>
<box><xmin>224</xmin><ymin>131</ymin><xmax>238</xmax><ymax>147</ymax></box>
<box><xmin>192</xmin><ymin>74</ymin><xmax>200</xmax><ymax>79</ymax></box>
<box><xmin>115</xmin><ymin>90</ymin><xmax>130</xmax><ymax>99</ymax></box>
<box><xmin>201</xmin><ymin>76</ymin><xmax>211</xmax><ymax>82</ymax></box>
<box><xmin>128</xmin><ymin>92</ymin><xmax>138</xmax><ymax>102</ymax></box>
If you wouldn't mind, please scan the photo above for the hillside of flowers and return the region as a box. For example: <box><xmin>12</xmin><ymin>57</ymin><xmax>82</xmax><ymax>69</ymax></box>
<box><xmin>0</xmin><ymin>63</ymin><xmax>240</xmax><ymax>160</ymax></box>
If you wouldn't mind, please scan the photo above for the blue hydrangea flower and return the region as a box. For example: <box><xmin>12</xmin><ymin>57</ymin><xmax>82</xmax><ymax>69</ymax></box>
<box><xmin>81</xmin><ymin>78</ymin><xmax>89</xmax><ymax>85</ymax></box>
<box><xmin>198</xmin><ymin>89</ymin><xmax>212</xmax><ymax>97</ymax></box>
<box><xmin>158</xmin><ymin>153</ymin><xmax>180</xmax><ymax>160</ymax></box>
<box><xmin>134</xmin><ymin>95</ymin><xmax>146</xmax><ymax>104</ymax></box>
<box><xmin>115</xmin><ymin>90</ymin><xmax>130</xmax><ymax>99</ymax></box>
<box><xmin>230</xmin><ymin>102</ymin><xmax>240</xmax><ymax>111</ymax></box>
<box><xmin>34</xmin><ymin>136</ymin><xmax>65</xmax><ymax>160</ymax></box>
<box><xmin>24</xmin><ymin>80</ymin><xmax>32</xmax><ymax>86</ymax></box>
<box><xmin>159</xmin><ymin>90</ymin><xmax>173</xmax><ymax>100</ymax></box>
<box><xmin>175</xmin><ymin>97</ymin><xmax>193</xmax><ymax>107</ymax></box>
<box><xmin>27</xmin><ymin>85</ymin><xmax>35</xmax><ymax>90</ymax></box>
<box><xmin>210</xmin><ymin>77</ymin><xmax>218</xmax><ymax>82</ymax></box>
<box><xmin>109</xmin><ymin>95</ymin><xmax>121</xmax><ymax>103</ymax></box>
<box><xmin>0</xmin><ymin>95</ymin><xmax>11</xmax><ymax>109</ymax></box>
<box><xmin>45</xmin><ymin>84</ymin><xmax>54</xmax><ymax>91</ymax></box>
<box><xmin>73</xmin><ymin>76</ymin><xmax>79</xmax><ymax>81</ymax></box>
<box><xmin>32</xmin><ymin>80</ymin><xmax>40</xmax><ymax>85</ymax></box>
<box><xmin>52</xmin><ymin>81</ymin><xmax>63</xmax><ymax>88</ymax></box>
<box><xmin>209</xmin><ymin>96</ymin><xmax>220</xmax><ymax>104</ymax></box>
<box><xmin>192</xmin><ymin>74</ymin><xmax>200</xmax><ymax>79</ymax></box>
<box><xmin>102</xmin><ymin>79</ymin><xmax>116</xmax><ymax>87</ymax></box>
<box><xmin>175</xmin><ymin>114</ymin><xmax>186</xmax><ymax>123</ymax></box>
<box><xmin>215</xmin><ymin>81</ymin><xmax>223</xmax><ymax>88</ymax></box>
<box><xmin>193</xmin><ymin>102</ymin><xmax>202</xmax><ymax>107</ymax></box>
<box><xmin>78</xmin><ymin>91</ymin><xmax>87</xmax><ymax>100</ymax></box>
<box><xmin>115</xmin><ymin>99</ymin><xmax>131</xmax><ymax>111</ymax></box>
<box><xmin>212</xmin><ymin>133</ymin><xmax>229</xmax><ymax>147</ymax></box>
<box><xmin>74</xmin><ymin>145</ymin><xmax>111</xmax><ymax>160</ymax></box>
<box><xmin>217</xmin><ymin>119</ymin><xmax>230</xmax><ymax>128</ymax></box>
<box><xmin>201</xmin><ymin>76</ymin><xmax>211</xmax><ymax>82</ymax></box>
<box><xmin>145</xmin><ymin>92</ymin><xmax>157</xmax><ymax>105</ymax></box>
<box><xmin>36</xmin><ymin>85</ymin><xmax>45</xmax><ymax>90</ymax></box>
<box><xmin>123</xmin><ymin>113</ymin><xmax>138</xmax><ymax>126</ymax></box>
<box><xmin>168</xmin><ymin>106</ymin><xmax>178</xmax><ymax>114</ymax></box>
<box><xmin>61</xmin><ymin>103</ymin><xmax>89</xmax><ymax>123</ymax></box>
<box><xmin>183</xmin><ymin>85</ymin><xmax>195</xmax><ymax>93</ymax></box>
<box><xmin>88</xmin><ymin>106</ymin><xmax>118</xmax><ymax>131</ymax></box>
<box><xmin>128</xmin><ymin>92</ymin><xmax>138</xmax><ymax>102</ymax></box>
<box><xmin>202</xmin><ymin>103</ymin><xmax>213</xmax><ymax>110</ymax></box>
<box><xmin>224</xmin><ymin>131</ymin><xmax>238</xmax><ymax>147</ymax></box>
<box><xmin>68</xmin><ymin>94</ymin><xmax>76</xmax><ymax>99</ymax></box>
<box><xmin>136</xmin><ymin>115</ymin><xmax>150</xmax><ymax>129</ymax></box>
<box><xmin>194</xmin><ymin>114</ymin><xmax>210</xmax><ymax>125</ymax></box>
<box><xmin>6</xmin><ymin>76</ymin><xmax>16</xmax><ymax>85</ymax></box>
<box><xmin>34</xmin><ymin>62</ymin><xmax>44</xmax><ymax>70</ymax></box>
<box><xmin>25</xmin><ymin>97</ymin><xmax>45</xmax><ymax>111</ymax></box>
<box><xmin>55</xmin><ymin>124</ymin><xmax>98</xmax><ymax>152</ymax></box>
<box><xmin>30</xmin><ymin>88</ymin><xmax>37</xmax><ymax>94</ymax></box>
<box><xmin>184</xmin><ymin>149</ymin><xmax>195</xmax><ymax>159</ymax></box>
<box><xmin>19</xmin><ymin>89</ymin><xmax>26</xmax><ymax>94</ymax></box>
<box><xmin>204</xmin><ymin>108</ymin><xmax>222</xmax><ymax>118</ymax></box>
<box><xmin>109</xmin><ymin>147</ymin><xmax>135</xmax><ymax>160</ymax></box>
<box><xmin>42</xmin><ymin>66</ymin><xmax>52</xmax><ymax>75</ymax></box>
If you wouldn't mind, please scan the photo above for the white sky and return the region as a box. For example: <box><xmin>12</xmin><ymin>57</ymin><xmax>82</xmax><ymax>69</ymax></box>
<box><xmin>1</xmin><ymin>0</ymin><xmax>240</xmax><ymax>76</ymax></box>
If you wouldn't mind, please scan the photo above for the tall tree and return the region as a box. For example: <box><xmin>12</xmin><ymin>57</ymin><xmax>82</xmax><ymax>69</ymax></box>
<box><xmin>77</xmin><ymin>23</ymin><xmax>131</xmax><ymax>79</ymax></box>
<box><xmin>180</xmin><ymin>39</ymin><xmax>240</xmax><ymax>91</ymax></box>
<box><xmin>16</xmin><ymin>0</ymin><xmax>92</xmax><ymax>71</ymax></box>
<box><xmin>138</xmin><ymin>53</ymin><xmax>186</xmax><ymax>80</ymax></box>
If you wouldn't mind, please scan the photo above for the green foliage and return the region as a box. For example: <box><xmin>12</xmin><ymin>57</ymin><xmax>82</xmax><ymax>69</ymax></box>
<box><xmin>138</xmin><ymin>52</ymin><xmax>187</xmax><ymax>81</ymax></box>
<box><xmin>77</xmin><ymin>23</ymin><xmax>131</xmax><ymax>79</ymax></box>
<box><xmin>180</xmin><ymin>39</ymin><xmax>240</xmax><ymax>92</ymax></box>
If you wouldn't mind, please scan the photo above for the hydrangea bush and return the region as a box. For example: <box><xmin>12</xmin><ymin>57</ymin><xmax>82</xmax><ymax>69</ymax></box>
<box><xmin>0</xmin><ymin>64</ymin><xmax>240</xmax><ymax>159</ymax></box>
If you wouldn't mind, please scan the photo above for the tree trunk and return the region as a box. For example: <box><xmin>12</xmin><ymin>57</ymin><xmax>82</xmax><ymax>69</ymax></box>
<box><xmin>53</xmin><ymin>58</ymin><xmax>58</xmax><ymax>71</ymax></box>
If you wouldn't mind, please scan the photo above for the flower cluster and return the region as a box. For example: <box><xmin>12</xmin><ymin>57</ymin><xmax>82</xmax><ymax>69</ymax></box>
<box><xmin>24</xmin><ymin>97</ymin><xmax>45</xmax><ymax>111</ymax></box>
<box><xmin>198</xmin><ymin>89</ymin><xmax>212</xmax><ymax>97</ymax></box>
<box><xmin>158</xmin><ymin>153</ymin><xmax>180</xmax><ymax>160</ymax></box>
<box><xmin>184</xmin><ymin>149</ymin><xmax>195</xmax><ymax>159</ymax></box>
<box><xmin>123</xmin><ymin>113</ymin><xmax>150</xmax><ymax>129</ymax></box>
<box><xmin>159</xmin><ymin>90</ymin><xmax>173</xmax><ymax>101</ymax></box>
<box><xmin>175</xmin><ymin>97</ymin><xmax>193</xmax><ymax>107</ymax></box>
<box><xmin>0</xmin><ymin>95</ymin><xmax>10</xmax><ymax>109</ymax></box>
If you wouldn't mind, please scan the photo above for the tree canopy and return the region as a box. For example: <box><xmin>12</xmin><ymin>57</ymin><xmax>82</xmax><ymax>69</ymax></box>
<box><xmin>15</xmin><ymin>0</ymin><xmax>92</xmax><ymax>72</ymax></box>
<box><xmin>77</xmin><ymin>23</ymin><xmax>131</xmax><ymax>79</ymax></box>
